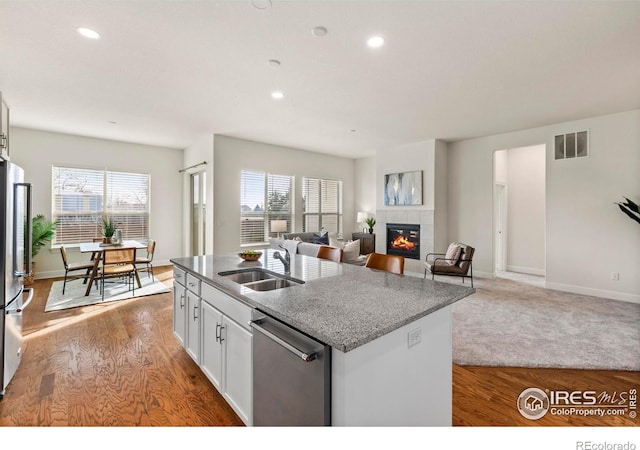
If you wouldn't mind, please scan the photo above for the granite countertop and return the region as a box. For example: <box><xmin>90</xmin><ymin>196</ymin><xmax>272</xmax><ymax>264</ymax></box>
<box><xmin>170</xmin><ymin>249</ymin><xmax>475</xmax><ymax>353</ymax></box>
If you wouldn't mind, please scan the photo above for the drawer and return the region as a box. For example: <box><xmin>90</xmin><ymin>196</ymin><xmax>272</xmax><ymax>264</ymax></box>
<box><xmin>201</xmin><ymin>282</ymin><xmax>252</xmax><ymax>331</ymax></box>
<box><xmin>173</xmin><ymin>267</ymin><xmax>186</xmax><ymax>286</ymax></box>
<box><xmin>185</xmin><ymin>273</ymin><xmax>201</xmax><ymax>295</ymax></box>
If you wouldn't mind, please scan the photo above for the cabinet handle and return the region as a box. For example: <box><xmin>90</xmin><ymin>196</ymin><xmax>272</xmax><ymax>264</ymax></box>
<box><xmin>180</xmin><ymin>294</ymin><xmax>185</xmax><ymax>309</ymax></box>
<box><xmin>0</xmin><ymin>133</ymin><xmax>6</xmax><ymax>149</ymax></box>
<box><xmin>219</xmin><ymin>325</ymin><xmax>225</xmax><ymax>343</ymax></box>
<box><xmin>193</xmin><ymin>305</ymin><xmax>198</xmax><ymax>321</ymax></box>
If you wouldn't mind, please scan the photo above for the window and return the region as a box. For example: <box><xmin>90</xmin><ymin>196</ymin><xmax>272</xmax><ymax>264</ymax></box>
<box><xmin>302</xmin><ymin>177</ymin><xmax>342</xmax><ymax>233</ymax></box>
<box><xmin>52</xmin><ymin>166</ymin><xmax>150</xmax><ymax>245</ymax></box>
<box><xmin>240</xmin><ymin>170</ymin><xmax>293</xmax><ymax>245</ymax></box>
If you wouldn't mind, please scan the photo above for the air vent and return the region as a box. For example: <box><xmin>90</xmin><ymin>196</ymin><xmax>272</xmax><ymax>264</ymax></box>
<box><xmin>554</xmin><ymin>130</ymin><xmax>589</xmax><ymax>160</ymax></box>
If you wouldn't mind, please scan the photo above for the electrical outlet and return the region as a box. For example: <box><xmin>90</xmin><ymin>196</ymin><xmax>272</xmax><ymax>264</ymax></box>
<box><xmin>611</xmin><ymin>272</ymin><xmax>620</xmax><ymax>281</ymax></box>
<box><xmin>408</xmin><ymin>328</ymin><xmax>422</xmax><ymax>348</ymax></box>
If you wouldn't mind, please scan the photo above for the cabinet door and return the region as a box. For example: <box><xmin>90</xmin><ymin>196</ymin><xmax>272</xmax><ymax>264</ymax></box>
<box><xmin>185</xmin><ymin>291</ymin><xmax>201</xmax><ymax>364</ymax></box>
<box><xmin>201</xmin><ymin>301</ymin><xmax>223</xmax><ymax>392</ymax></box>
<box><xmin>173</xmin><ymin>282</ymin><xmax>187</xmax><ymax>347</ymax></box>
<box><xmin>223</xmin><ymin>317</ymin><xmax>253</xmax><ymax>425</ymax></box>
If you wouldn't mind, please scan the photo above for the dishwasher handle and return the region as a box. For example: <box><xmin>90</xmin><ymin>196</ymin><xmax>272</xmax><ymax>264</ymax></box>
<box><xmin>250</xmin><ymin>319</ymin><xmax>317</xmax><ymax>362</ymax></box>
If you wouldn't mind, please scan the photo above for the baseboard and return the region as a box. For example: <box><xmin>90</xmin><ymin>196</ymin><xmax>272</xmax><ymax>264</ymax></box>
<box><xmin>506</xmin><ymin>265</ymin><xmax>546</xmax><ymax>276</ymax></box>
<box><xmin>545</xmin><ymin>281</ymin><xmax>640</xmax><ymax>305</ymax></box>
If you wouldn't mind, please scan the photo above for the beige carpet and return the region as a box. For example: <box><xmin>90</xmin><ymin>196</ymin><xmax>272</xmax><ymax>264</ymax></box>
<box><xmin>45</xmin><ymin>275</ymin><xmax>170</xmax><ymax>312</ymax></box>
<box><xmin>450</xmin><ymin>275</ymin><xmax>640</xmax><ymax>371</ymax></box>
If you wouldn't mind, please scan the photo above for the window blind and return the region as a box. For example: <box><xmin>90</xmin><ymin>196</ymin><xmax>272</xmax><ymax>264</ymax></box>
<box><xmin>52</xmin><ymin>166</ymin><xmax>150</xmax><ymax>245</ymax></box>
<box><xmin>240</xmin><ymin>171</ymin><xmax>293</xmax><ymax>245</ymax></box>
<box><xmin>302</xmin><ymin>177</ymin><xmax>343</xmax><ymax>233</ymax></box>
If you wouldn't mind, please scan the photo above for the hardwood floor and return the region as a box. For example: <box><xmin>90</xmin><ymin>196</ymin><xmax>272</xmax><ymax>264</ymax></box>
<box><xmin>0</xmin><ymin>266</ymin><xmax>242</xmax><ymax>426</ymax></box>
<box><xmin>1</xmin><ymin>265</ymin><xmax>636</xmax><ymax>427</ymax></box>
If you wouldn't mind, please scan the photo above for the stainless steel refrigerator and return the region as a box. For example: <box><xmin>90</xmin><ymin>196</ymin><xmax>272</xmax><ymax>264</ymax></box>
<box><xmin>0</xmin><ymin>158</ymin><xmax>33</xmax><ymax>398</ymax></box>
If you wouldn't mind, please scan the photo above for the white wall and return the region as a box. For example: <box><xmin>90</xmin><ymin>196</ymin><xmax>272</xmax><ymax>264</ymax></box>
<box><xmin>506</xmin><ymin>145</ymin><xmax>545</xmax><ymax>275</ymax></box>
<box><xmin>434</xmin><ymin>140</ymin><xmax>449</xmax><ymax>254</ymax></box>
<box><xmin>354</xmin><ymin>156</ymin><xmax>376</xmax><ymax>232</ymax></box>
<box><xmin>182</xmin><ymin>134</ymin><xmax>214</xmax><ymax>256</ymax></box>
<box><xmin>10</xmin><ymin>127</ymin><xmax>183</xmax><ymax>278</ymax></box>
<box><xmin>375</xmin><ymin>139</ymin><xmax>440</xmax><ymax>274</ymax></box>
<box><xmin>212</xmin><ymin>135</ymin><xmax>355</xmax><ymax>254</ymax></box>
<box><xmin>448</xmin><ymin>109</ymin><xmax>640</xmax><ymax>302</ymax></box>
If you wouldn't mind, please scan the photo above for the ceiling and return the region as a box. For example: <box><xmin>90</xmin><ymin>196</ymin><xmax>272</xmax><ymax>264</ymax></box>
<box><xmin>1</xmin><ymin>1</ymin><xmax>639</xmax><ymax>159</ymax></box>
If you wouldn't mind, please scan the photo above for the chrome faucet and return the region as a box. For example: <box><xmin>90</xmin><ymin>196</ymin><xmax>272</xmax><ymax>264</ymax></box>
<box><xmin>273</xmin><ymin>244</ymin><xmax>291</xmax><ymax>274</ymax></box>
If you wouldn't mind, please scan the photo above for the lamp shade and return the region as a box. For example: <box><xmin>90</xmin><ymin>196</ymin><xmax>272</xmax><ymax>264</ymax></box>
<box><xmin>357</xmin><ymin>211</ymin><xmax>368</xmax><ymax>223</ymax></box>
<box><xmin>271</xmin><ymin>220</ymin><xmax>287</xmax><ymax>233</ymax></box>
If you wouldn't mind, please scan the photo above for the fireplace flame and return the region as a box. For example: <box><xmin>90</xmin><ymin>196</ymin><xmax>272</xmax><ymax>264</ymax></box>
<box><xmin>391</xmin><ymin>235</ymin><xmax>416</xmax><ymax>251</ymax></box>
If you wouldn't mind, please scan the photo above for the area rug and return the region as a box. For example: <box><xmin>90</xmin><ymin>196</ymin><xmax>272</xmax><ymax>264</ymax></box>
<box><xmin>451</xmin><ymin>277</ymin><xmax>640</xmax><ymax>371</ymax></box>
<box><xmin>45</xmin><ymin>275</ymin><xmax>170</xmax><ymax>312</ymax></box>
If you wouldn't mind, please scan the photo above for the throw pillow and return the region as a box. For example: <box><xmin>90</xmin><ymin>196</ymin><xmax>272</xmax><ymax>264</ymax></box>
<box><xmin>342</xmin><ymin>239</ymin><xmax>360</xmax><ymax>262</ymax></box>
<box><xmin>444</xmin><ymin>243</ymin><xmax>462</xmax><ymax>265</ymax></box>
<box><xmin>328</xmin><ymin>234</ymin><xmax>341</xmax><ymax>248</ymax></box>
<box><xmin>292</xmin><ymin>236</ymin><xmax>302</xmax><ymax>242</ymax></box>
<box><xmin>313</xmin><ymin>231</ymin><xmax>329</xmax><ymax>245</ymax></box>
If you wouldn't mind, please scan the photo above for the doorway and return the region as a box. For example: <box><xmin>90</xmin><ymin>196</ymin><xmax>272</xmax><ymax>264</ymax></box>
<box><xmin>493</xmin><ymin>145</ymin><xmax>546</xmax><ymax>280</ymax></box>
<box><xmin>191</xmin><ymin>170</ymin><xmax>206</xmax><ymax>256</ymax></box>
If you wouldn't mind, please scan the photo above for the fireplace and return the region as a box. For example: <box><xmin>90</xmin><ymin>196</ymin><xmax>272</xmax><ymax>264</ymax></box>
<box><xmin>386</xmin><ymin>223</ymin><xmax>420</xmax><ymax>260</ymax></box>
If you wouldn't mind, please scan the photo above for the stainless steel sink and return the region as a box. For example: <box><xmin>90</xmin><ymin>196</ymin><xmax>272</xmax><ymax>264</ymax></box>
<box><xmin>242</xmin><ymin>278</ymin><xmax>299</xmax><ymax>291</ymax></box>
<box><xmin>218</xmin><ymin>268</ymin><xmax>304</xmax><ymax>291</ymax></box>
<box><xmin>221</xmin><ymin>269</ymin><xmax>275</xmax><ymax>284</ymax></box>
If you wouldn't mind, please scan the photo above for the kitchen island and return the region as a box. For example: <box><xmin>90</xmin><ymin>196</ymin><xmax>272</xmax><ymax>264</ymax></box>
<box><xmin>170</xmin><ymin>249</ymin><xmax>475</xmax><ymax>426</ymax></box>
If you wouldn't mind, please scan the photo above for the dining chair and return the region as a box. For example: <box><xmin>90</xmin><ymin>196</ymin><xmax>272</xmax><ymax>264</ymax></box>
<box><xmin>135</xmin><ymin>239</ymin><xmax>156</xmax><ymax>278</ymax></box>
<box><xmin>316</xmin><ymin>245</ymin><xmax>343</xmax><ymax>263</ymax></box>
<box><xmin>365</xmin><ymin>252</ymin><xmax>405</xmax><ymax>275</ymax></box>
<box><xmin>99</xmin><ymin>248</ymin><xmax>138</xmax><ymax>300</ymax></box>
<box><xmin>60</xmin><ymin>246</ymin><xmax>97</xmax><ymax>294</ymax></box>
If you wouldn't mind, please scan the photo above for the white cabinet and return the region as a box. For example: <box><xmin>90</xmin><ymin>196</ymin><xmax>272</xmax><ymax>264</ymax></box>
<box><xmin>201</xmin><ymin>301</ymin><xmax>223</xmax><ymax>391</ymax></box>
<box><xmin>172</xmin><ymin>265</ymin><xmax>253</xmax><ymax>426</ymax></box>
<box><xmin>173</xmin><ymin>282</ymin><xmax>186</xmax><ymax>346</ymax></box>
<box><xmin>222</xmin><ymin>317</ymin><xmax>252</xmax><ymax>424</ymax></box>
<box><xmin>185</xmin><ymin>290</ymin><xmax>201</xmax><ymax>364</ymax></box>
<box><xmin>180</xmin><ymin>271</ymin><xmax>201</xmax><ymax>364</ymax></box>
<box><xmin>200</xmin><ymin>282</ymin><xmax>253</xmax><ymax>426</ymax></box>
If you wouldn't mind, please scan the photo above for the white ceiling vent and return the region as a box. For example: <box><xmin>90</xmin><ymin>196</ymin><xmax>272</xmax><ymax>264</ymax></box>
<box><xmin>554</xmin><ymin>130</ymin><xmax>589</xmax><ymax>160</ymax></box>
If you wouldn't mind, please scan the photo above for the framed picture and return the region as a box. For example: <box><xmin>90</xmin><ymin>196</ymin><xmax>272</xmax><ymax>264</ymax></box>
<box><xmin>384</xmin><ymin>170</ymin><xmax>423</xmax><ymax>206</ymax></box>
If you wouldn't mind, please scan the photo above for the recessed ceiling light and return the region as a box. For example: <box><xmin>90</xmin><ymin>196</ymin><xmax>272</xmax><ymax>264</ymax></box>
<box><xmin>251</xmin><ymin>0</ymin><xmax>272</xmax><ymax>10</ymax></box>
<box><xmin>367</xmin><ymin>36</ymin><xmax>384</xmax><ymax>48</ymax></box>
<box><xmin>311</xmin><ymin>26</ymin><xmax>328</xmax><ymax>37</ymax></box>
<box><xmin>268</xmin><ymin>59</ymin><xmax>281</xmax><ymax>67</ymax></box>
<box><xmin>271</xmin><ymin>91</ymin><xmax>284</xmax><ymax>99</ymax></box>
<box><xmin>77</xmin><ymin>27</ymin><xmax>101</xmax><ymax>40</ymax></box>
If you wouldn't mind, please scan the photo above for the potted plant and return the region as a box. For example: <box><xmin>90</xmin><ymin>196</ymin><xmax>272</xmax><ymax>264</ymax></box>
<box><xmin>616</xmin><ymin>197</ymin><xmax>640</xmax><ymax>225</ymax></box>
<box><xmin>24</xmin><ymin>214</ymin><xmax>57</xmax><ymax>285</ymax></box>
<box><xmin>365</xmin><ymin>217</ymin><xmax>376</xmax><ymax>234</ymax></box>
<box><xmin>102</xmin><ymin>215</ymin><xmax>116</xmax><ymax>243</ymax></box>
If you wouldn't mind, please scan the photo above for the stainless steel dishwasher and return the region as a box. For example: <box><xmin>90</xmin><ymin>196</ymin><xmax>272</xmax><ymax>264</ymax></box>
<box><xmin>250</xmin><ymin>309</ymin><xmax>331</xmax><ymax>426</ymax></box>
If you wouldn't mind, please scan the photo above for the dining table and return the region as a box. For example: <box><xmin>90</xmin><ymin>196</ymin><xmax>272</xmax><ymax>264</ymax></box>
<box><xmin>79</xmin><ymin>239</ymin><xmax>147</xmax><ymax>296</ymax></box>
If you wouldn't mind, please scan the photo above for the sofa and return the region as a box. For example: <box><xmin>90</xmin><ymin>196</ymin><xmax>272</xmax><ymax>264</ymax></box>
<box><xmin>270</xmin><ymin>231</ymin><xmax>365</xmax><ymax>264</ymax></box>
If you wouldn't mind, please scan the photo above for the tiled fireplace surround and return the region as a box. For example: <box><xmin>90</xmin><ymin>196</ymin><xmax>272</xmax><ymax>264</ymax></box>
<box><xmin>374</xmin><ymin>209</ymin><xmax>434</xmax><ymax>274</ymax></box>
